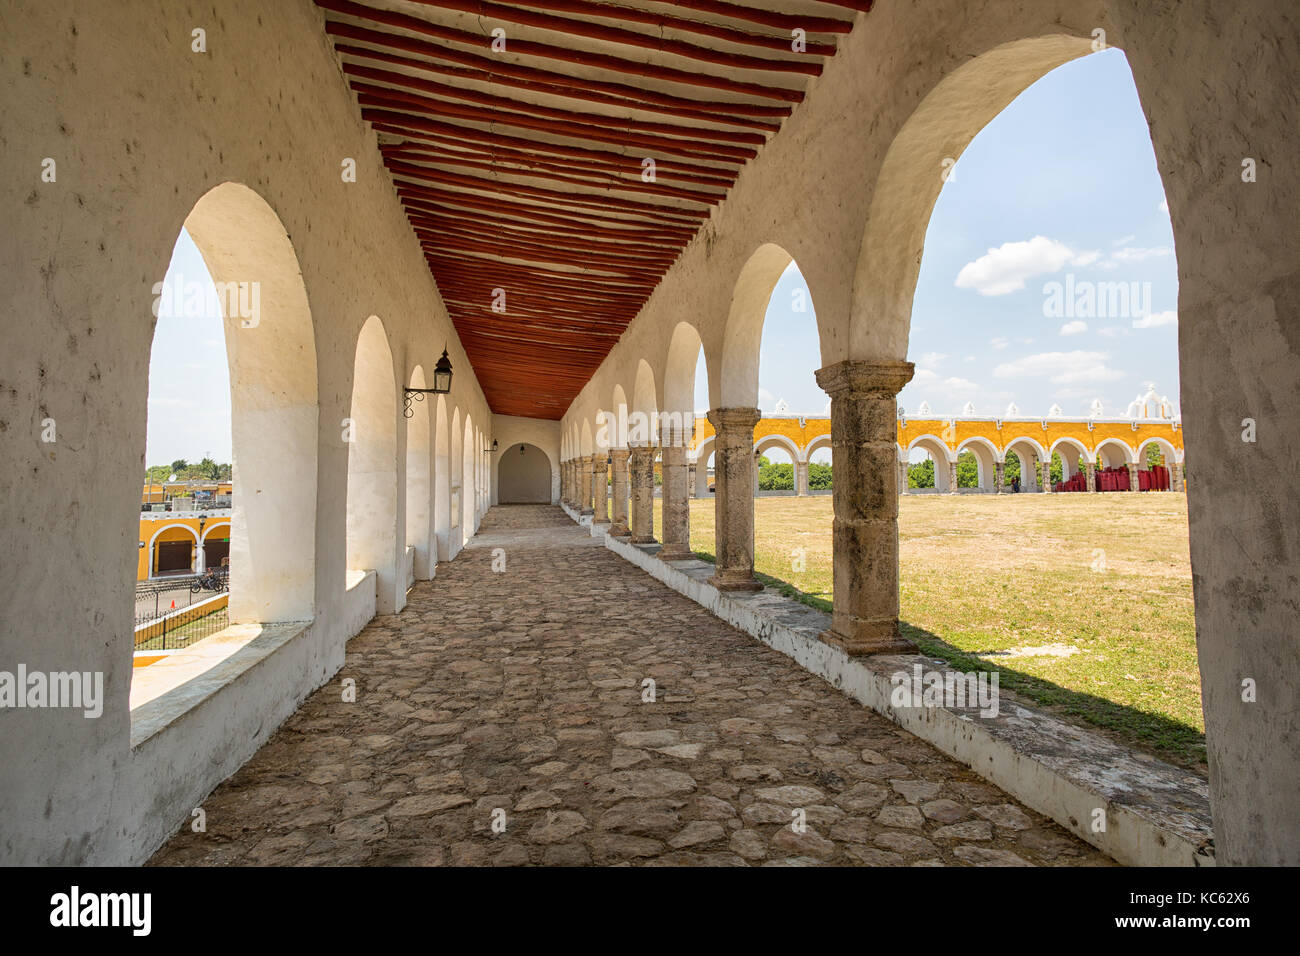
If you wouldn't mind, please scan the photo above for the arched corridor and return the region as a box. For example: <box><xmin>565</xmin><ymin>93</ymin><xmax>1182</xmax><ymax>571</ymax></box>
<box><xmin>4</xmin><ymin>0</ymin><xmax>1298</xmax><ymax>873</ymax></box>
<box><xmin>151</xmin><ymin>504</ymin><xmax>1107</xmax><ymax>867</ymax></box>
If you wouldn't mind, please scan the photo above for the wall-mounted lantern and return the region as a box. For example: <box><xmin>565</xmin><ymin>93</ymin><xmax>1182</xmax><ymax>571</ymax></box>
<box><xmin>403</xmin><ymin>347</ymin><xmax>454</xmax><ymax>418</ymax></box>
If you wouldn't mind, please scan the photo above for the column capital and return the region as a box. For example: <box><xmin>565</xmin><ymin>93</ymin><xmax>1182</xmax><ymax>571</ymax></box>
<box><xmin>815</xmin><ymin>360</ymin><xmax>914</xmax><ymax>398</ymax></box>
<box><xmin>609</xmin><ymin>447</ymin><xmax>631</xmax><ymax>463</ymax></box>
<box><xmin>707</xmin><ymin>407</ymin><xmax>761</xmax><ymax>432</ymax></box>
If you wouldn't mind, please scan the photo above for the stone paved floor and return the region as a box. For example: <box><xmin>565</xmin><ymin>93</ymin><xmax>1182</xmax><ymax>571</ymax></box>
<box><xmin>150</xmin><ymin>505</ymin><xmax>1109</xmax><ymax>866</ymax></box>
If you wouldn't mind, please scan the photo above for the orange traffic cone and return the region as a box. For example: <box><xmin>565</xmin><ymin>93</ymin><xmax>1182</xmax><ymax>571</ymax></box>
<box><xmin>169</xmin><ymin>600</ymin><xmax>175</xmax><ymax>610</ymax></box>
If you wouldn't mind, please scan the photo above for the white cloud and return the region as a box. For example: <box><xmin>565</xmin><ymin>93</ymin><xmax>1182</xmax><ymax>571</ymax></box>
<box><xmin>920</xmin><ymin>351</ymin><xmax>949</xmax><ymax>366</ymax></box>
<box><xmin>993</xmin><ymin>350</ymin><xmax>1123</xmax><ymax>385</ymax></box>
<box><xmin>955</xmin><ymin>236</ymin><xmax>1098</xmax><ymax>296</ymax></box>
<box><xmin>1060</xmin><ymin>320</ymin><xmax>1087</xmax><ymax>336</ymax></box>
<box><xmin>1158</xmin><ymin>198</ymin><xmax>1169</xmax><ymax>213</ymax></box>
<box><xmin>1097</xmin><ymin>325</ymin><xmax>1126</xmax><ymax>338</ymax></box>
<box><xmin>1133</xmin><ymin>309</ymin><xmax>1177</xmax><ymax>329</ymax></box>
<box><xmin>1111</xmin><ymin>245</ymin><xmax>1173</xmax><ymax>263</ymax></box>
<box><xmin>963</xmin><ymin>355</ymin><xmax>976</xmax><ymax>362</ymax></box>
<box><xmin>1111</xmin><ymin>234</ymin><xmax>1136</xmax><ymax>247</ymax></box>
<box><xmin>989</xmin><ymin>336</ymin><xmax>1010</xmax><ymax>350</ymax></box>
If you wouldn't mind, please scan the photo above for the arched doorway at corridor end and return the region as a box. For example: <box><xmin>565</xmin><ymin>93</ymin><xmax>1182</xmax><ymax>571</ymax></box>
<box><xmin>498</xmin><ymin>442</ymin><xmax>554</xmax><ymax>504</ymax></box>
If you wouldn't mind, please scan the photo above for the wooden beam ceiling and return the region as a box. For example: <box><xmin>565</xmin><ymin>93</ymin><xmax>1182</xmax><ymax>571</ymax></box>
<box><xmin>317</xmin><ymin>0</ymin><xmax>867</xmax><ymax>419</ymax></box>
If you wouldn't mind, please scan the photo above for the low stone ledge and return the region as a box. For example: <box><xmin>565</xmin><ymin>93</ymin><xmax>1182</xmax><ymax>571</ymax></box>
<box><xmin>603</xmin><ymin>533</ymin><xmax>1214</xmax><ymax>867</ymax></box>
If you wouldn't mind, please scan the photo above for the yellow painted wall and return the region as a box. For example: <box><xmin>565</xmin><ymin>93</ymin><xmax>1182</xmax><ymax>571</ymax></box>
<box><xmin>691</xmin><ymin>416</ymin><xmax>1183</xmax><ymax>462</ymax></box>
<box><xmin>136</xmin><ymin>518</ymin><xmax>232</xmax><ymax>580</ymax></box>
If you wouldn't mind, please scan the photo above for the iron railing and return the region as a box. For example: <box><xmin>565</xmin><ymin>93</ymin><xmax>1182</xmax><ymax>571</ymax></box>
<box><xmin>133</xmin><ymin>576</ymin><xmax>230</xmax><ymax>651</ymax></box>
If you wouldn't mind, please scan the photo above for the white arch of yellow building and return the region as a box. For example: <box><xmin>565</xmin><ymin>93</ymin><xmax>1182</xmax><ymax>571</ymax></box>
<box><xmin>688</xmin><ymin>412</ymin><xmax>1184</xmax><ymax>495</ymax></box>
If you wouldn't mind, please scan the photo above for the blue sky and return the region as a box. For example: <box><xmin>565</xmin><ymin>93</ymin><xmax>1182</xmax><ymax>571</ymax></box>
<box><xmin>146</xmin><ymin>230</ymin><xmax>232</xmax><ymax>466</ymax></box>
<box><xmin>696</xmin><ymin>48</ymin><xmax>1180</xmax><ymax>424</ymax></box>
<box><xmin>148</xmin><ymin>49</ymin><xmax>1178</xmax><ymax>467</ymax></box>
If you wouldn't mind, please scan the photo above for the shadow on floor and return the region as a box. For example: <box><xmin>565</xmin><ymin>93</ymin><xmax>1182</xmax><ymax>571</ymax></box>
<box><xmin>689</xmin><ymin>549</ymin><xmax>1207</xmax><ymax>772</ymax></box>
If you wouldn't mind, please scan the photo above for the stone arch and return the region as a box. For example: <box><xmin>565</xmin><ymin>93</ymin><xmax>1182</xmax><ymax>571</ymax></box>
<box><xmin>146</xmin><ymin>523</ymin><xmax>200</xmax><ymax>578</ymax></box>
<box><xmin>449</xmin><ymin>407</ymin><xmax>463</xmax><ymax>550</ymax></box>
<box><xmin>1004</xmin><ymin>436</ymin><xmax>1048</xmax><ymax>491</ymax></box>
<box><xmin>693</xmin><ymin>433</ymin><xmax>716</xmax><ymax>497</ymax></box>
<box><xmin>199</xmin><ymin>520</ymin><xmax>232</xmax><ymax>544</ymax></box>
<box><xmin>183</xmin><ymin>181</ymin><xmax>319</xmax><ymax>624</ymax></box>
<box><xmin>1095</xmin><ymin>437</ymin><xmax>1136</xmax><ymax>469</ymax></box>
<box><xmin>346</xmin><ymin>314</ymin><xmax>400</xmax><ymax>614</ymax></box>
<box><xmin>907</xmin><ymin>434</ymin><xmax>956</xmax><ymax>493</ymax></box>
<box><xmin>1050</xmin><ymin>436</ymin><xmax>1092</xmax><ymax>480</ymax></box>
<box><xmin>754</xmin><ymin>433</ymin><xmax>799</xmax><ymax>496</ymax></box>
<box><xmin>405</xmin><ymin>366</ymin><xmax>433</xmax><ymax>581</ymax></box>
<box><xmin>851</xmin><ymin>35</ymin><xmax>1098</xmax><ymax>357</ymax></box>
<box><xmin>1137</xmin><ymin>435</ymin><xmax>1181</xmax><ymax>466</ymax></box>
<box><xmin>956</xmin><ymin>436</ymin><xmax>1001</xmax><ymax>491</ymax></box>
<box><xmin>461</xmin><ymin>413</ymin><xmax>475</xmax><ymax>541</ymax></box>
<box><xmin>433</xmin><ymin>394</ymin><xmax>451</xmax><ymax>562</ymax></box>
<box><xmin>720</xmin><ymin>243</ymin><xmax>804</xmax><ymax>408</ymax></box>
<box><xmin>754</xmin><ymin>433</ymin><xmax>802</xmax><ymax>463</ymax></box>
<box><xmin>498</xmin><ymin>442</ymin><xmax>554</xmax><ymax>504</ymax></box>
<box><xmin>805</xmin><ymin>433</ymin><xmax>833</xmax><ymax>464</ymax></box>
<box><xmin>632</xmin><ymin>358</ymin><xmax>659</xmax><ymax>445</ymax></box>
<box><xmin>665</xmin><ymin>321</ymin><xmax>707</xmax><ymax>426</ymax></box>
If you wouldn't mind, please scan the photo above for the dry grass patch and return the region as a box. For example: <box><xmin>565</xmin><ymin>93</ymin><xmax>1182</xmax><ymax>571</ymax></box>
<box><xmin>658</xmin><ymin>493</ymin><xmax>1203</xmax><ymax>768</ymax></box>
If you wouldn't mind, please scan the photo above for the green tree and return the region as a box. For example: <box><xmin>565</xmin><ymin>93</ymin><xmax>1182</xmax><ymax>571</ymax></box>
<box><xmin>908</xmin><ymin>459</ymin><xmax>935</xmax><ymax>489</ymax></box>
<box><xmin>758</xmin><ymin>462</ymin><xmax>794</xmax><ymax>490</ymax></box>
<box><xmin>1004</xmin><ymin>450</ymin><xmax>1021</xmax><ymax>484</ymax></box>
<box><xmin>956</xmin><ymin>451</ymin><xmax>980</xmax><ymax>488</ymax></box>
<box><xmin>808</xmin><ymin>462</ymin><xmax>833</xmax><ymax>490</ymax></box>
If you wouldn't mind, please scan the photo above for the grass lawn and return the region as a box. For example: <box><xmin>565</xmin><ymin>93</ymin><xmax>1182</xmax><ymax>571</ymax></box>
<box><xmin>654</xmin><ymin>492</ymin><xmax>1204</xmax><ymax>769</ymax></box>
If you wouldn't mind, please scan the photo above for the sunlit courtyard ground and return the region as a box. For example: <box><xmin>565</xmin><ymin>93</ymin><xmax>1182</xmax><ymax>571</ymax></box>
<box><xmin>654</xmin><ymin>492</ymin><xmax>1203</xmax><ymax>769</ymax></box>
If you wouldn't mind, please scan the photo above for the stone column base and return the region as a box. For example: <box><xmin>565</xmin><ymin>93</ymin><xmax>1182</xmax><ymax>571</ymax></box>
<box><xmin>709</xmin><ymin>569</ymin><xmax>762</xmax><ymax>592</ymax></box>
<box><xmin>819</xmin><ymin>624</ymin><xmax>918</xmax><ymax>656</ymax></box>
<box><xmin>658</xmin><ymin>546</ymin><xmax>695</xmax><ymax>562</ymax></box>
<box><xmin>630</xmin><ymin>533</ymin><xmax>658</xmax><ymax>545</ymax></box>
<box><xmin>608</xmin><ymin>522</ymin><xmax>631</xmax><ymax>536</ymax></box>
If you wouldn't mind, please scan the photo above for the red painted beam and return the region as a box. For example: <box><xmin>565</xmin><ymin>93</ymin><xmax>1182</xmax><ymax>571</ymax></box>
<box><xmin>401</xmin><ymin>0</ymin><xmax>825</xmax><ymax>73</ymax></box>
<box><xmin>660</xmin><ymin>0</ymin><xmax>855</xmax><ymax>34</ymax></box>
<box><xmin>356</xmin><ymin>86</ymin><xmax>758</xmax><ymax>163</ymax></box>
<box><xmin>335</xmin><ymin>42</ymin><xmax>781</xmax><ymax>132</ymax></box>
<box><xmin>506</xmin><ymin>0</ymin><xmax>841</xmax><ymax>53</ymax></box>
<box><xmin>316</xmin><ymin>1</ymin><xmax>805</xmax><ymax>101</ymax></box>
<box><xmin>326</xmin><ymin>22</ymin><xmax>793</xmax><ymax>118</ymax></box>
